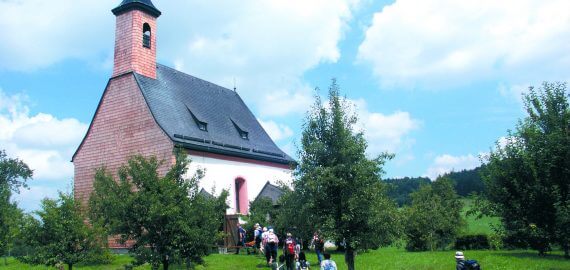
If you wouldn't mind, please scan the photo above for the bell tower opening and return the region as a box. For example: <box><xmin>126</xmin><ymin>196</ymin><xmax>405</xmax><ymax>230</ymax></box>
<box><xmin>143</xmin><ymin>23</ymin><xmax>151</xmax><ymax>48</ymax></box>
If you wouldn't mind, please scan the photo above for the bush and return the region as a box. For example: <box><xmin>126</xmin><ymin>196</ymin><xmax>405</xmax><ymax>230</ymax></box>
<box><xmin>455</xmin><ymin>235</ymin><xmax>490</xmax><ymax>250</ymax></box>
<box><xmin>81</xmin><ymin>248</ymin><xmax>114</xmax><ymax>265</ymax></box>
<box><xmin>488</xmin><ymin>233</ymin><xmax>504</xmax><ymax>250</ymax></box>
<box><xmin>404</xmin><ymin>178</ymin><xmax>464</xmax><ymax>251</ymax></box>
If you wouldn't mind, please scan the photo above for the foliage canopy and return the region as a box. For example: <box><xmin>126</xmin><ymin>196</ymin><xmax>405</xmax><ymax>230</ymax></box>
<box><xmin>0</xmin><ymin>150</ymin><xmax>33</xmax><ymax>260</ymax></box>
<box><xmin>403</xmin><ymin>177</ymin><xmax>464</xmax><ymax>251</ymax></box>
<box><xmin>482</xmin><ymin>82</ymin><xmax>570</xmax><ymax>256</ymax></box>
<box><xmin>89</xmin><ymin>151</ymin><xmax>228</xmax><ymax>270</ymax></box>
<box><xmin>291</xmin><ymin>80</ymin><xmax>400</xmax><ymax>270</ymax></box>
<box><xmin>18</xmin><ymin>192</ymin><xmax>107</xmax><ymax>270</ymax></box>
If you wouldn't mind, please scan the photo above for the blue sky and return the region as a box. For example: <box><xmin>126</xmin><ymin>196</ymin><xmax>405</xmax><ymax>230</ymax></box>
<box><xmin>1</xmin><ymin>0</ymin><xmax>569</xmax><ymax>212</ymax></box>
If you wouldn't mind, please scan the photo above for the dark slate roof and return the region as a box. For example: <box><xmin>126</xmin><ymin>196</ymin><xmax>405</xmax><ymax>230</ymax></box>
<box><xmin>112</xmin><ymin>0</ymin><xmax>161</xmax><ymax>17</ymax></box>
<box><xmin>254</xmin><ymin>182</ymin><xmax>284</xmax><ymax>205</ymax></box>
<box><xmin>199</xmin><ymin>188</ymin><xmax>215</xmax><ymax>199</ymax></box>
<box><xmin>134</xmin><ymin>64</ymin><xmax>295</xmax><ymax>165</ymax></box>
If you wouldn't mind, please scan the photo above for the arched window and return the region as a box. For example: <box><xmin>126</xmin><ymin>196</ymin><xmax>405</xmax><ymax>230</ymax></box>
<box><xmin>235</xmin><ymin>178</ymin><xmax>248</xmax><ymax>215</ymax></box>
<box><xmin>143</xmin><ymin>23</ymin><xmax>151</xmax><ymax>48</ymax></box>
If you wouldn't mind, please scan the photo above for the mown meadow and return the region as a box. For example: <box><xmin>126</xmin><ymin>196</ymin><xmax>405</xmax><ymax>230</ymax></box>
<box><xmin>2</xmin><ymin>248</ymin><xmax>570</xmax><ymax>270</ymax></box>
<box><xmin>2</xmin><ymin>200</ymin><xmax>569</xmax><ymax>270</ymax></box>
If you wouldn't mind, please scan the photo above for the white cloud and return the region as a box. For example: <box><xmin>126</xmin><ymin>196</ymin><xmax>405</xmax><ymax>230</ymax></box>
<box><xmin>498</xmin><ymin>83</ymin><xmax>531</xmax><ymax>103</ymax></box>
<box><xmin>0</xmin><ymin>0</ymin><xmax>359</xmax><ymax>117</ymax></box>
<box><xmin>158</xmin><ymin>0</ymin><xmax>359</xmax><ymax>117</ymax></box>
<box><xmin>258</xmin><ymin>119</ymin><xmax>294</xmax><ymax>142</ymax></box>
<box><xmin>11</xmin><ymin>185</ymin><xmax>61</xmax><ymax>213</ymax></box>
<box><xmin>352</xmin><ymin>99</ymin><xmax>420</xmax><ymax>155</ymax></box>
<box><xmin>424</xmin><ymin>154</ymin><xmax>481</xmax><ymax>180</ymax></box>
<box><xmin>0</xmin><ymin>89</ymin><xmax>88</xmax><ymax>182</ymax></box>
<box><xmin>0</xmin><ymin>0</ymin><xmax>115</xmax><ymax>71</ymax></box>
<box><xmin>358</xmin><ymin>0</ymin><xmax>570</xmax><ymax>90</ymax></box>
<box><xmin>258</xmin><ymin>85</ymin><xmax>314</xmax><ymax>117</ymax></box>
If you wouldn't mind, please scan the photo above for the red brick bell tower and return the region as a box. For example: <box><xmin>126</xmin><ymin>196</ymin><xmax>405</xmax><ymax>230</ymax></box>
<box><xmin>73</xmin><ymin>0</ymin><xmax>173</xmax><ymax>208</ymax></box>
<box><xmin>112</xmin><ymin>0</ymin><xmax>161</xmax><ymax>79</ymax></box>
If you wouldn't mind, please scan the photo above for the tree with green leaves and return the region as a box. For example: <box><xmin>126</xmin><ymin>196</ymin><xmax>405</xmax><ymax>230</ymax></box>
<box><xmin>246</xmin><ymin>197</ymin><xmax>277</xmax><ymax>228</ymax></box>
<box><xmin>89</xmin><ymin>150</ymin><xmax>228</xmax><ymax>270</ymax></box>
<box><xmin>0</xmin><ymin>150</ymin><xmax>33</xmax><ymax>264</ymax></box>
<box><xmin>293</xmin><ymin>80</ymin><xmax>400</xmax><ymax>270</ymax></box>
<box><xmin>18</xmin><ymin>192</ymin><xmax>107</xmax><ymax>270</ymax></box>
<box><xmin>482</xmin><ymin>82</ymin><xmax>570</xmax><ymax>256</ymax></box>
<box><xmin>403</xmin><ymin>177</ymin><xmax>464</xmax><ymax>251</ymax></box>
<box><xmin>274</xmin><ymin>187</ymin><xmax>315</xmax><ymax>248</ymax></box>
<box><xmin>0</xmin><ymin>150</ymin><xmax>33</xmax><ymax>193</ymax></box>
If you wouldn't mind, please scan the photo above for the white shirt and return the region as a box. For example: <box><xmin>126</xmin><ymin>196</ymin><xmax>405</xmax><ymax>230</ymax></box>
<box><xmin>321</xmin><ymin>259</ymin><xmax>337</xmax><ymax>270</ymax></box>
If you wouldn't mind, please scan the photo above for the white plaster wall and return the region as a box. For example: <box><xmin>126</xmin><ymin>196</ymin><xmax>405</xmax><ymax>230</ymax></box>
<box><xmin>185</xmin><ymin>154</ymin><xmax>293</xmax><ymax>215</ymax></box>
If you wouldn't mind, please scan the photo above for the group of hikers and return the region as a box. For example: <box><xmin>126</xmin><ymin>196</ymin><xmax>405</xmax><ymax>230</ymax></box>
<box><xmin>236</xmin><ymin>223</ymin><xmax>480</xmax><ymax>270</ymax></box>
<box><xmin>235</xmin><ymin>223</ymin><xmax>337</xmax><ymax>270</ymax></box>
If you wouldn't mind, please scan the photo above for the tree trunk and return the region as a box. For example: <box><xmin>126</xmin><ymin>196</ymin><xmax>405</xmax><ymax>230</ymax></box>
<box><xmin>345</xmin><ymin>247</ymin><xmax>355</xmax><ymax>270</ymax></box>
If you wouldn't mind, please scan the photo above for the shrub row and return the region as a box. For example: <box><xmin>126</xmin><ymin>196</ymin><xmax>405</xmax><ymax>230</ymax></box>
<box><xmin>455</xmin><ymin>234</ymin><xmax>490</xmax><ymax>250</ymax></box>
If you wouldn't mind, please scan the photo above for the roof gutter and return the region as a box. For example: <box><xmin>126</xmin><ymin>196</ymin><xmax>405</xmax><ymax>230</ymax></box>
<box><xmin>174</xmin><ymin>141</ymin><xmax>294</xmax><ymax>166</ymax></box>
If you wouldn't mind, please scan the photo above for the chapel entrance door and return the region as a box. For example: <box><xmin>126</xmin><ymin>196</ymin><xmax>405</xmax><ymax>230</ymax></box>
<box><xmin>224</xmin><ymin>214</ymin><xmax>240</xmax><ymax>247</ymax></box>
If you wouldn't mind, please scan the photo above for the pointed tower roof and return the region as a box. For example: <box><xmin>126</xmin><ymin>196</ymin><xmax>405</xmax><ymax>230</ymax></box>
<box><xmin>112</xmin><ymin>0</ymin><xmax>161</xmax><ymax>17</ymax></box>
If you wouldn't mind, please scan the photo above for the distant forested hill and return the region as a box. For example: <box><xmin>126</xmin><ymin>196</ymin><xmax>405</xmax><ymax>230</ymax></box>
<box><xmin>384</xmin><ymin>177</ymin><xmax>431</xmax><ymax>206</ymax></box>
<box><xmin>445</xmin><ymin>166</ymin><xmax>485</xmax><ymax>197</ymax></box>
<box><xmin>385</xmin><ymin>166</ymin><xmax>484</xmax><ymax>205</ymax></box>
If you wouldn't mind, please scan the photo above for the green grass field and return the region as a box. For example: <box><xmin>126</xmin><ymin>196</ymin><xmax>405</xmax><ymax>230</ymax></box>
<box><xmin>2</xmin><ymin>200</ymin><xmax>567</xmax><ymax>270</ymax></box>
<box><xmin>2</xmin><ymin>248</ymin><xmax>570</xmax><ymax>270</ymax></box>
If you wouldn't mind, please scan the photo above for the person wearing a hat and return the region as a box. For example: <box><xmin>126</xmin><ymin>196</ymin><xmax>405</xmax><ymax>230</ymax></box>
<box><xmin>253</xmin><ymin>224</ymin><xmax>262</xmax><ymax>254</ymax></box>
<box><xmin>455</xmin><ymin>251</ymin><xmax>467</xmax><ymax>270</ymax></box>
<box><xmin>283</xmin><ymin>232</ymin><xmax>297</xmax><ymax>270</ymax></box>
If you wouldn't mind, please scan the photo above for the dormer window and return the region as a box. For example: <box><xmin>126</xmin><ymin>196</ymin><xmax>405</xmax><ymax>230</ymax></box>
<box><xmin>231</xmin><ymin>119</ymin><xmax>249</xmax><ymax>140</ymax></box>
<box><xmin>187</xmin><ymin>106</ymin><xmax>208</xmax><ymax>132</ymax></box>
<box><xmin>198</xmin><ymin>122</ymin><xmax>207</xmax><ymax>131</ymax></box>
<box><xmin>143</xmin><ymin>23</ymin><xmax>151</xmax><ymax>48</ymax></box>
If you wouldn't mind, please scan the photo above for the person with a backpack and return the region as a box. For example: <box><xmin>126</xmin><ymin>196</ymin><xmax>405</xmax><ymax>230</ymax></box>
<box><xmin>283</xmin><ymin>233</ymin><xmax>297</xmax><ymax>270</ymax></box>
<box><xmin>267</xmin><ymin>229</ymin><xmax>279</xmax><ymax>265</ymax></box>
<box><xmin>254</xmin><ymin>223</ymin><xmax>262</xmax><ymax>254</ymax></box>
<box><xmin>311</xmin><ymin>231</ymin><xmax>325</xmax><ymax>265</ymax></box>
<box><xmin>235</xmin><ymin>223</ymin><xmax>246</xmax><ymax>255</ymax></box>
<box><xmin>455</xmin><ymin>251</ymin><xmax>481</xmax><ymax>270</ymax></box>
<box><xmin>320</xmin><ymin>253</ymin><xmax>337</xmax><ymax>270</ymax></box>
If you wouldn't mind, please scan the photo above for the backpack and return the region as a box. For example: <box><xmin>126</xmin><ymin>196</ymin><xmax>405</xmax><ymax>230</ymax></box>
<box><xmin>465</xmin><ymin>260</ymin><xmax>481</xmax><ymax>270</ymax></box>
<box><xmin>299</xmin><ymin>260</ymin><xmax>308</xmax><ymax>270</ymax></box>
<box><xmin>268</xmin><ymin>233</ymin><xmax>277</xmax><ymax>243</ymax></box>
<box><xmin>286</xmin><ymin>238</ymin><xmax>295</xmax><ymax>254</ymax></box>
